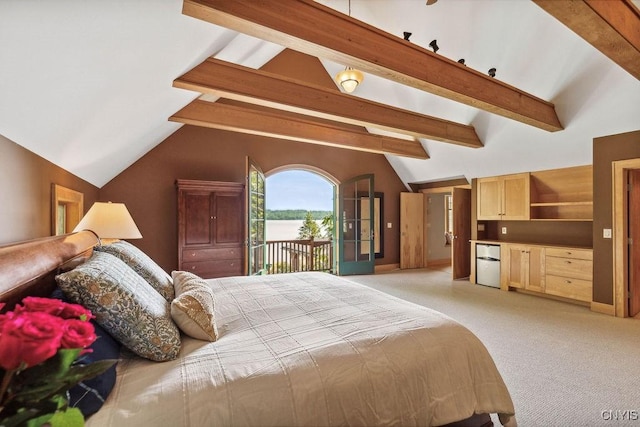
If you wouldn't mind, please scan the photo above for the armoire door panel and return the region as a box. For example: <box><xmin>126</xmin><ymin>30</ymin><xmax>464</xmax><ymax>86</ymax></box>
<box><xmin>184</xmin><ymin>193</ymin><xmax>213</xmax><ymax>246</ymax></box>
<box><xmin>214</xmin><ymin>194</ymin><xmax>243</xmax><ymax>244</ymax></box>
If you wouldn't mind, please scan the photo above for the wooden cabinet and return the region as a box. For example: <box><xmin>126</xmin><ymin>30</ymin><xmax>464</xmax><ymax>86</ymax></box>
<box><xmin>477</xmin><ymin>173</ymin><xmax>530</xmax><ymax>220</ymax></box>
<box><xmin>501</xmin><ymin>243</ymin><xmax>591</xmax><ymax>303</ymax></box>
<box><xmin>544</xmin><ymin>248</ymin><xmax>592</xmax><ymax>302</ymax></box>
<box><xmin>502</xmin><ymin>244</ymin><xmax>544</xmax><ymax>292</ymax></box>
<box><xmin>530</xmin><ymin>165</ymin><xmax>593</xmax><ymax>221</ymax></box>
<box><xmin>177</xmin><ymin>179</ymin><xmax>245</xmax><ymax>279</ymax></box>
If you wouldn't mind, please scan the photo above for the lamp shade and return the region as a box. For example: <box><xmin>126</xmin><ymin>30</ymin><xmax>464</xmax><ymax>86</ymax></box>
<box><xmin>73</xmin><ymin>202</ymin><xmax>142</xmax><ymax>239</ymax></box>
<box><xmin>335</xmin><ymin>67</ymin><xmax>364</xmax><ymax>93</ymax></box>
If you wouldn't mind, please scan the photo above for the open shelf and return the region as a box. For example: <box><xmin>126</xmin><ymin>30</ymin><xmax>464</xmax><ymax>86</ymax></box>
<box><xmin>529</xmin><ymin>165</ymin><xmax>593</xmax><ymax>221</ymax></box>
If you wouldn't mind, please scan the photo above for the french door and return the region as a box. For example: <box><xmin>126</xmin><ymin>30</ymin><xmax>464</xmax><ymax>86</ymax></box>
<box><xmin>338</xmin><ymin>174</ymin><xmax>375</xmax><ymax>275</ymax></box>
<box><xmin>247</xmin><ymin>158</ymin><xmax>266</xmax><ymax>275</ymax></box>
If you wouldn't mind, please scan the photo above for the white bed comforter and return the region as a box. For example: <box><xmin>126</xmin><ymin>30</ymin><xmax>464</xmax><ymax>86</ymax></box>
<box><xmin>88</xmin><ymin>272</ymin><xmax>515</xmax><ymax>426</ymax></box>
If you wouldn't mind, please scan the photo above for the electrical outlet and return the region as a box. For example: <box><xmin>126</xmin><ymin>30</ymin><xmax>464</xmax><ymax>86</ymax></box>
<box><xmin>477</xmin><ymin>223</ymin><xmax>485</xmax><ymax>231</ymax></box>
<box><xmin>603</xmin><ymin>228</ymin><xmax>612</xmax><ymax>239</ymax></box>
<box><xmin>501</xmin><ymin>227</ymin><xmax>507</xmax><ymax>234</ymax></box>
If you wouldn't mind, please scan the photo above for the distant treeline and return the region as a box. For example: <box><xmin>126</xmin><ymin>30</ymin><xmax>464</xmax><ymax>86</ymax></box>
<box><xmin>266</xmin><ymin>210</ymin><xmax>332</xmax><ymax>220</ymax></box>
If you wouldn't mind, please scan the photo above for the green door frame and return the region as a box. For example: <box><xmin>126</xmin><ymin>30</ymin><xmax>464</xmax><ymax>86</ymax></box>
<box><xmin>338</xmin><ymin>174</ymin><xmax>375</xmax><ymax>275</ymax></box>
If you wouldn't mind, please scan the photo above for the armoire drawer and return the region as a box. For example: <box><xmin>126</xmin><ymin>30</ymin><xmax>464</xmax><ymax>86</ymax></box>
<box><xmin>182</xmin><ymin>247</ymin><xmax>242</xmax><ymax>262</ymax></box>
<box><xmin>180</xmin><ymin>259</ymin><xmax>242</xmax><ymax>279</ymax></box>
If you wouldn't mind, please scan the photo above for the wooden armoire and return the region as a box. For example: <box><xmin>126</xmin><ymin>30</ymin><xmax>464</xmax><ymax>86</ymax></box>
<box><xmin>177</xmin><ymin>179</ymin><xmax>245</xmax><ymax>279</ymax></box>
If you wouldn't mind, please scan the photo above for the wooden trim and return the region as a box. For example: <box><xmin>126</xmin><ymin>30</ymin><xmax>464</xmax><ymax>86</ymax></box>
<box><xmin>182</xmin><ymin>0</ymin><xmax>562</xmax><ymax>132</ymax></box>
<box><xmin>612</xmin><ymin>158</ymin><xmax>640</xmax><ymax>317</ymax></box>
<box><xmin>51</xmin><ymin>184</ymin><xmax>84</xmax><ymax>236</ymax></box>
<box><xmin>375</xmin><ymin>263</ymin><xmax>399</xmax><ymax>273</ymax></box>
<box><xmin>533</xmin><ymin>0</ymin><xmax>640</xmax><ymax>80</ymax></box>
<box><xmin>171</xmin><ymin>100</ymin><xmax>429</xmax><ymax>159</ymax></box>
<box><xmin>426</xmin><ymin>258</ymin><xmax>451</xmax><ymax>267</ymax></box>
<box><xmin>174</xmin><ymin>58</ymin><xmax>481</xmax><ymax>148</ymax></box>
<box><xmin>591</xmin><ymin>301</ymin><xmax>616</xmax><ymax>316</ymax></box>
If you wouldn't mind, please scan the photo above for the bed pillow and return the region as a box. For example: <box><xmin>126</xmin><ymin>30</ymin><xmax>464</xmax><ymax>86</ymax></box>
<box><xmin>50</xmin><ymin>288</ymin><xmax>121</xmax><ymax>417</ymax></box>
<box><xmin>56</xmin><ymin>251</ymin><xmax>181</xmax><ymax>362</ymax></box>
<box><xmin>95</xmin><ymin>240</ymin><xmax>174</xmax><ymax>302</ymax></box>
<box><xmin>171</xmin><ymin>271</ymin><xmax>219</xmax><ymax>342</ymax></box>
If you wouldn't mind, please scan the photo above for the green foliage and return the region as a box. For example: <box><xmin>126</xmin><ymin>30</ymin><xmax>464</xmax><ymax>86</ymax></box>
<box><xmin>321</xmin><ymin>213</ymin><xmax>334</xmax><ymax>240</ymax></box>
<box><xmin>266</xmin><ymin>209</ymin><xmax>331</xmax><ymax>220</ymax></box>
<box><xmin>0</xmin><ymin>349</ymin><xmax>117</xmax><ymax>427</ymax></box>
<box><xmin>297</xmin><ymin>211</ymin><xmax>322</xmax><ymax>240</ymax></box>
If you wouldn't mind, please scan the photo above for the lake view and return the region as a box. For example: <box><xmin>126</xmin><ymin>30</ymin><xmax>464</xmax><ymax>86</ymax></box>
<box><xmin>266</xmin><ymin>220</ymin><xmax>324</xmax><ymax>241</ymax></box>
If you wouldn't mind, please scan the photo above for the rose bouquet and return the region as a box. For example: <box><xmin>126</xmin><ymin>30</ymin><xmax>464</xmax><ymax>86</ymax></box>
<box><xmin>0</xmin><ymin>297</ymin><xmax>117</xmax><ymax>427</ymax></box>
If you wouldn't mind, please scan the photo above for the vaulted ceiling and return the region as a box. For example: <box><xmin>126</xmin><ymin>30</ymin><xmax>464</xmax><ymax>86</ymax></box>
<box><xmin>0</xmin><ymin>0</ymin><xmax>638</xmax><ymax>188</ymax></box>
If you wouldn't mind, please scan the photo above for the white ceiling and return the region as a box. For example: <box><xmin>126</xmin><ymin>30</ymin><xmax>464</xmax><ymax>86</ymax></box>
<box><xmin>1</xmin><ymin>0</ymin><xmax>639</xmax><ymax>188</ymax></box>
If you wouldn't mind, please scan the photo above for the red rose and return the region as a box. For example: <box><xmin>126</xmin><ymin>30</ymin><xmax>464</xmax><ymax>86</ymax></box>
<box><xmin>0</xmin><ymin>312</ymin><xmax>64</xmax><ymax>370</ymax></box>
<box><xmin>19</xmin><ymin>297</ymin><xmax>66</xmax><ymax>316</ymax></box>
<box><xmin>59</xmin><ymin>302</ymin><xmax>94</xmax><ymax>321</ymax></box>
<box><xmin>60</xmin><ymin>319</ymin><xmax>96</xmax><ymax>349</ymax></box>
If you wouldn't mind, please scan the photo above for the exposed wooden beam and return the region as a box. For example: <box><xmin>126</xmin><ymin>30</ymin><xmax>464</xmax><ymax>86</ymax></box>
<box><xmin>182</xmin><ymin>0</ymin><xmax>563</xmax><ymax>132</ymax></box>
<box><xmin>174</xmin><ymin>58</ymin><xmax>482</xmax><ymax>149</ymax></box>
<box><xmin>533</xmin><ymin>0</ymin><xmax>640</xmax><ymax>80</ymax></box>
<box><xmin>170</xmin><ymin>100</ymin><xmax>429</xmax><ymax>159</ymax></box>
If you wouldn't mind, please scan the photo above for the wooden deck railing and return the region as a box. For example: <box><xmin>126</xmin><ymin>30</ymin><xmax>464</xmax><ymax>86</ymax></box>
<box><xmin>266</xmin><ymin>239</ymin><xmax>334</xmax><ymax>274</ymax></box>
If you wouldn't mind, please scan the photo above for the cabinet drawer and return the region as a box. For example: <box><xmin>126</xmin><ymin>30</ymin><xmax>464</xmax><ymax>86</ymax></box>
<box><xmin>545</xmin><ymin>274</ymin><xmax>592</xmax><ymax>302</ymax></box>
<box><xmin>545</xmin><ymin>256</ymin><xmax>592</xmax><ymax>281</ymax></box>
<box><xmin>181</xmin><ymin>259</ymin><xmax>242</xmax><ymax>279</ymax></box>
<box><xmin>544</xmin><ymin>247</ymin><xmax>592</xmax><ymax>261</ymax></box>
<box><xmin>182</xmin><ymin>247</ymin><xmax>242</xmax><ymax>261</ymax></box>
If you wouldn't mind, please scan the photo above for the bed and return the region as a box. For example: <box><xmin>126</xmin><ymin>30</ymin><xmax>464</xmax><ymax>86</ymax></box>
<box><xmin>0</xmin><ymin>232</ymin><xmax>516</xmax><ymax>427</ymax></box>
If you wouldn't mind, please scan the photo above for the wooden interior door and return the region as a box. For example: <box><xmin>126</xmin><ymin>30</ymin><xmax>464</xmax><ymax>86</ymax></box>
<box><xmin>400</xmin><ymin>192</ymin><xmax>424</xmax><ymax>269</ymax></box>
<box><xmin>452</xmin><ymin>188</ymin><xmax>471</xmax><ymax>279</ymax></box>
<box><xmin>629</xmin><ymin>169</ymin><xmax>640</xmax><ymax>317</ymax></box>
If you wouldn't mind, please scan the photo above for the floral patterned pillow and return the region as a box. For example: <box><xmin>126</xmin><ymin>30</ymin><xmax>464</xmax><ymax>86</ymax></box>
<box><xmin>56</xmin><ymin>251</ymin><xmax>181</xmax><ymax>362</ymax></box>
<box><xmin>95</xmin><ymin>240</ymin><xmax>174</xmax><ymax>302</ymax></box>
<box><xmin>171</xmin><ymin>271</ymin><xmax>218</xmax><ymax>342</ymax></box>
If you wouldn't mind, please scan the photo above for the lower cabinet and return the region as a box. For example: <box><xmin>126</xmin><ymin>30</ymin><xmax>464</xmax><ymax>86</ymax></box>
<box><xmin>502</xmin><ymin>243</ymin><xmax>592</xmax><ymax>303</ymax></box>
<box><xmin>544</xmin><ymin>248</ymin><xmax>593</xmax><ymax>302</ymax></box>
<box><xmin>502</xmin><ymin>245</ymin><xmax>544</xmax><ymax>292</ymax></box>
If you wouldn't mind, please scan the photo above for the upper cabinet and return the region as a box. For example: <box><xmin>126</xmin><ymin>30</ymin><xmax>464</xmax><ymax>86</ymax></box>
<box><xmin>529</xmin><ymin>165</ymin><xmax>593</xmax><ymax>221</ymax></box>
<box><xmin>477</xmin><ymin>173</ymin><xmax>530</xmax><ymax>220</ymax></box>
<box><xmin>476</xmin><ymin>165</ymin><xmax>593</xmax><ymax>222</ymax></box>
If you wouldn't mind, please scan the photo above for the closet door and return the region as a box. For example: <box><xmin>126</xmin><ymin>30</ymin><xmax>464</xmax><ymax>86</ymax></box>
<box><xmin>400</xmin><ymin>192</ymin><xmax>424</xmax><ymax>269</ymax></box>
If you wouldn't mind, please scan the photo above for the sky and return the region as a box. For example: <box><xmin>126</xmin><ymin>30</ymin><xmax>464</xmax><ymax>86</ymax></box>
<box><xmin>266</xmin><ymin>170</ymin><xmax>334</xmax><ymax>211</ymax></box>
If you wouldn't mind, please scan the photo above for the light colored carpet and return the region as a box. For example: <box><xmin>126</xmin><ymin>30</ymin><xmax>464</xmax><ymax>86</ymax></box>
<box><xmin>347</xmin><ymin>267</ymin><xmax>640</xmax><ymax>427</ymax></box>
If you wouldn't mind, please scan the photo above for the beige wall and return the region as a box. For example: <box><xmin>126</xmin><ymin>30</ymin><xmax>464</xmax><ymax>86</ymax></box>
<box><xmin>592</xmin><ymin>130</ymin><xmax>640</xmax><ymax>305</ymax></box>
<box><xmin>0</xmin><ymin>134</ymin><xmax>98</xmax><ymax>245</ymax></box>
<box><xmin>99</xmin><ymin>125</ymin><xmax>408</xmax><ymax>273</ymax></box>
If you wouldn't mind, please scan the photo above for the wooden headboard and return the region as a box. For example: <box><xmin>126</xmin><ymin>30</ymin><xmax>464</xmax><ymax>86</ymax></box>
<box><xmin>0</xmin><ymin>231</ymin><xmax>98</xmax><ymax>310</ymax></box>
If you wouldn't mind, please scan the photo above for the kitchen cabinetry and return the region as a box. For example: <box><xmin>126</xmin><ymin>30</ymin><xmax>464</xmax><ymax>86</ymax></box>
<box><xmin>477</xmin><ymin>173</ymin><xmax>530</xmax><ymax>220</ymax></box>
<box><xmin>501</xmin><ymin>244</ymin><xmax>545</xmax><ymax>292</ymax></box>
<box><xmin>544</xmin><ymin>247</ymin><xmax>593</xmax><ymax>302</ymax></box>
<box><xmin>177</xmin><ymin>179</ymin><xmax>245</xmax><ymax>279</ymax></box>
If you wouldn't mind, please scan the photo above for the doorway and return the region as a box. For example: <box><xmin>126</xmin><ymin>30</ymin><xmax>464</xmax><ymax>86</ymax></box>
<box><xmin>612</xmin><ymin>159</ymin><xmax>640</xmax><ymax>318</ymax></box>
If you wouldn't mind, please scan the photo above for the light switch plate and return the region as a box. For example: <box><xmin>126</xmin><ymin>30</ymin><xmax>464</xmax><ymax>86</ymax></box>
<box><xmin>603</xmin><ymin>228</ymin><xmax>612</xmax><ymax>239</ymax></box>
<box><xmin>501</xmin><ymin>227</ymin><xmax>507</xmax><ymax>234</ymax></box>
<box><xmin>387</xmin><ymin>222</ymin><xmax>392</xmax><ymax>229</ymax></box>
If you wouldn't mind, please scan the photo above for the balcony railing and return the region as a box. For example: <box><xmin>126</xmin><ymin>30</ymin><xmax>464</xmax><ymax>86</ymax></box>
<box><xmin>266</xmin><ymin>239</ymin><xmax>334</xmax><ymax>274</ymax></box>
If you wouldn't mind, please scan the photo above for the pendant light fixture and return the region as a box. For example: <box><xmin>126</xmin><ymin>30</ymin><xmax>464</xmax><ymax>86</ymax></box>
<box><xmin>335</xmin><ymin>0</ymin><xmax>364</xmax><ymax>93</ymax></box>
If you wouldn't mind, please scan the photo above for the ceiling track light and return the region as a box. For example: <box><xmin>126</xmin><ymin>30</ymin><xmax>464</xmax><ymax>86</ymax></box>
<box><xmin>429</xmin><ymin>39</ymin><xmax>439</xmax><ymax>53</ymax></box>
<box><xmin>458</xmin><ymin>59</ymin><xmax>466</xmax><ymax>65</ymax></box>
<box><xmin>403</xmin><ymin>32</ymin><xmax>412</xmax><ymax>41</ymax></box>
<box><xmin>488</xmin><ymin>68</ymin><xmax>497</xmax><ymax>78</ymax></box>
